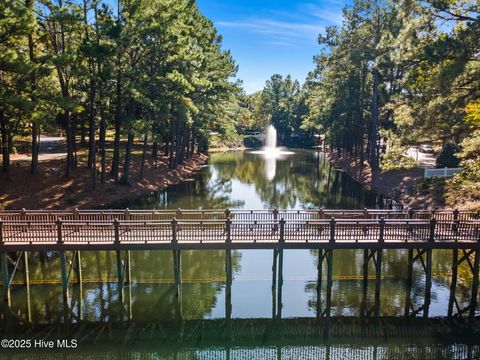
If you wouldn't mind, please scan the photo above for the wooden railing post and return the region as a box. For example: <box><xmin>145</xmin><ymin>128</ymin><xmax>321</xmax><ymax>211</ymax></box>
<box><xmin>273</xmin><ymin>209</ymin><xmax>279</xmax><ymax>221</ymax></box>
<box><xmin>172</xmin><ymin>218</ymin><xmax>178</xmax><ymax>244</ymax></box>
<box><xmin>408</xmin><ymin>208</ymin><xmax>414</xmax><ymax>219</ymax></box>
<box><xmin>279</xmin><ymin>218</ymin><xmax>285</xmax><ymax>243</ymax></box>
<box><xmin>363</xmin><ymin>208</ymin><xmax>368</xmax><ymax>233</ymax></box>
<box><xmin>330</xmin><ymin>218</ymin><xmax>336</xmax><ymax>243</ymax></box>
<box><xmin>429</xmin><ymin>218</ymin><xmax>436</xmax><ymax>242</ymax></box>
<box><xmin>114</xmin><ymin>219</ymin><xmax>120</xmax><ymax>245</ymax></box>
<box><xmin>273</xmin><ymin>209</ymin><xmax>279</xmax><ymax>233</ymax></box>
<box><xmin>56</xmin><ymin>219</ymin><xmax>63</xmax><ymax>244</ymax></box>
<box><xmin>0</xmin><ymin>218</ymin><xmax>3</xmax><ymax>245</ymax></box>
<box><xmin>226</xmin><ymin>217</ymin><xmax>232</xmax><ymax>243</ymax></box>
<box><xmin>124</xmin><ymin>208</ymin><xmax>130</xmax><ymax>221</ymax></box>
<box><xmin>73</xmin><ymin>208</ymin><xmax>79</xmax><ymax>220</ymax></box>
<box><xmin>225</xmin><ymin>208</ymin><xmax>231</xmax><ymax>219</ymax></box>
<box><xmin>21</xmin><ymin>208</ymin><xmax>27</xmax><ymax>221</ymax></box>
<box><xmin>379</xmin><ymin>217</ymin><xmax>385</xmax><ymax>243</ymax></box>
<box><xmin>453</xmin><ymin>208</ymin><xmax>459</xmax><ymax>233</ymax></box>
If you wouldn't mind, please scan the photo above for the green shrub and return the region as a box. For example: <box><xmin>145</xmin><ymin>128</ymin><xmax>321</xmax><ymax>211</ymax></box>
<box><xmin>436</xmin><ymin>141</ymin><xmax>460</xmax><ymax>168</ymax></box>
<box><xmin>380</xmin><ymin>146</ymin><xmax>418</xmax><ymax>172</ymax></box>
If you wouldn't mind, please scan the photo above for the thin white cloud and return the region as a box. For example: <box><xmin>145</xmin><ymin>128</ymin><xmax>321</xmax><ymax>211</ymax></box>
<box><xmin>304</xmin><ymin>3</ymin><xmax>344</xmax><ymax>26</ymax></box>
<box><xmin>216</xmin><ymin>19</ymin><xmax>323</xmax><ymax>41</ymax></box>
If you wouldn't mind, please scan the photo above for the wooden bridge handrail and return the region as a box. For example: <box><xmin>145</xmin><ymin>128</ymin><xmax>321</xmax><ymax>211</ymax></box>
<box><xmin>1</xmin><ymin>208</ymin><xmax>477</xmax><ymax>214</ymax></box>
<box><xmin>1</xmin><ymin>218</ymin><xmax>479</xmax><ymax>225</ymax></box>
<box><xmin>2</xmin><ymin>218</ymin><xmax>471</xmax><ymax>226</ymax></box>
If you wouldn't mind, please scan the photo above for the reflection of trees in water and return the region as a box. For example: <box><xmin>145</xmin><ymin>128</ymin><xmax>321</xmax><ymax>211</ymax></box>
<box><xmin>133</xmin><ymin>166</ymin><xmax>244</xmax><ymax>210</ymax></box>
<box><xmin>211</xmin><ymin>151</ymin><xmax>380</xmax><ymax>209</ymax></box>
<box><xmin>129</xmin><ymin>150</ymin><xmax>383</xmax><ymax>211</ymax></box>
<box><xmin>131</xmin><ymin>250</ymin><xmax>241</xmax><ymax>321</ymax></box>
<box><xmin>8</xmin><ymin>249</ymin><xmax>241</xmax><ymax>323</ymax></box>
<box><xmin>305</xmin><ymin>249</ymin><xmax>472</xmax><ymax>317</ymax></box>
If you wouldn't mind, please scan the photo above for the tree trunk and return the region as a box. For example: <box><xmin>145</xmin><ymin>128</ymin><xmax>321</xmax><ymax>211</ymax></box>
<box><xmin>168</xmin><ymin>115</ymin><xmax>176</xmax><ymax>169</ymax></box>
<box><xmin>100</xmin><ymin>117</ymin><xmax>106</xmax><ymax>184</ymax></box>
<box><xmin>93</xmin><ymin>2</ymin><xmax>105</xmax><ymax>184</ymax></box>
<box><xmin>65</xmin><ymin>111</ymin><xmax>74</xmax><ymax>177</ymax></box>
<box><xmin>174</xmin><ymin>118</ymin><xmax>183</xmax><ymax>167</ymax></box>
<box><xmin>370</xmin><ymin>68</ymin><xmax>379</xmax><ymax>170</ymax></box>
<box><xmin>121</xmin><ymin>132</ymin><xmax>134</xmax><ymax>186</ymax></box>
<box><xmin>31</xmin><ymin>122</ymin><xmax>39</xmax><ymax>174</ymax></box>
<box><xmin>111</xmin><ymin>70</ymin><xmax>122</xmax><ymax>180</ymax></box>
<box><xmin>80</xmin><ymin>118</ymin><xmax>86</xmax><ymax>147</ymax></box>
<box><xmin>139</xmin><ymin>133</ymin><xmax>148</xmax><ymax>180</ymax></box>
<box><xmin>190</xmin><ymin>132</ymin><xmax>195</xmax><ymax>158</ymax></box>
<box><xmin>85</xmin><ymin>0</ymin><xmax>96</xmax><ymax>170</ymax></box>
<box><xmin>26</xmin><ymin>0</ymin><xmax>39</xmax><ymax>175</ymax></box>
<box><xmin>0</xmin><ymin>109</ymin><xmax>10</xmax><ymax>176</ymax></box>
<box><xmin>152</xmin><ymin>141</ymin><xmax>158</xmax><ymax>158</ymax></box>
<box><xmin>87</xmin><ymin>87</ymin><xmax>96</xmax><ymax>169</ymax></box>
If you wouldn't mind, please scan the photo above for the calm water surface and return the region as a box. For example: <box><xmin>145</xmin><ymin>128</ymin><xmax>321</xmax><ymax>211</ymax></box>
<box><xmin>2</xmin><ymin>150</ymin><xmax>479</xmax><ymax>359</ymax></box>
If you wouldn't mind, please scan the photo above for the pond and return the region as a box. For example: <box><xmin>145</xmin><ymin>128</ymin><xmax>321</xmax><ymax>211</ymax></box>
<box><xmin>1</xmin><ymin>150</ymin><xmax>479</xmax><ymax>359</ymax></box>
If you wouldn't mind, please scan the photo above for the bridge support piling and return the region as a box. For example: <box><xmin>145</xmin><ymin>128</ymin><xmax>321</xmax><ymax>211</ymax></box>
<box><xmin>277</xmin><ymin>249</ymin><xmax>284</xmax><ymax>319</ymax></box>
<box><xmin>361</xmin><ymin>249</ymin><xmax>368</xmax><ymax>316</ymax></box>
<box><xmin>325</xmin><ymin>249</ymin><xmax>333</xmax><ymax>320</ymax></box>
<box><xmin>316</xmin><ymin>249</ymin><xmax>323</xmax><ymax>319</ymax></box>
<box><xmin>23</xmin><ymin>251</ymin><xmax>31</xmax><ymax>322</ymax></box>
<box><xmin>404</xmin><ymin>249</ymin><xmax>413</xmax><ymax>317</ymax></box>
<box><xmin>272</xmin><ymin>249</ymin><xmax>278</xmax><ymax>318</ymax></box>
<box><xmin>173</xmin><ymin>249</ymin><xmax>182</xmax><ymax>319</ymax></box>
<box><xmin>75</xmin><ymin>251</ymin><xmax>82</xmax><ymax>284</ymax></box>
<box><xmin>448</xmin><ymin>248</ymin><xmax>480</xmax><ymax>322</ymax></box>
<box><xmin>405</xmin><ymin>248</ymin><xmax>432</xmax><ymax>317</ymax></box>
<box><xmin>276</xmin><ymin>218</ymin><xmax>285</xmax><ymax>319</ymax></box>
<box><xmin>225</xmin><ymin>249</ymin><xmax>232</xmax><ymax>320</ymax></box>
<box><xmin>316</xmin><ymin>249</ymin><xmax>333</xmax><ymax>319</ymax></box>
<box><xmin>424</xmin><ymin>249</ymin><xmax>432</xmax><ymax>318</ymax></box>
<box><xmin>469</xmin><ymin>250</ymin><xmax>479</xmax><ymax>323</ymax></box>
<box><xmin>374</xmin><ymin>250</ymin><xmax>383</xmax><ymax>317</ymax></box>
<box><xmin>116</xmin><ymin>250</ymin><xmax>124</xmax><ymax>302</ymax></box>
<box><xmin>1</xmin><ymin>252</ymin><xmax>10</xmax><ymax>305</ymax></box>
<box><xmin>361</xmin><ymin>248</ymin><xmax>382</xmax><ymax>317</ymax></box>
<box><xmin>59</xmin><ymin>251</ymin><xmax>69</xmax><ymax>303</ymax></box>
<box><xmin>448</xmin><ymin>249</ymin><xmax>459</xmax><ymax>317</ymax></box>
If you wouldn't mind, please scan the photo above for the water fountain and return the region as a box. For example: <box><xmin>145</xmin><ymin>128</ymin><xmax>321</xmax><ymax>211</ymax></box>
<box><xmin>250</xmin><ymin>125</ymin><xmax>294</xmax><ymax>181</ymax></box>
<box><xmin>251</xmin><ymin>125</ymin><xmax>294</xmax><ymax>156</ymax></box>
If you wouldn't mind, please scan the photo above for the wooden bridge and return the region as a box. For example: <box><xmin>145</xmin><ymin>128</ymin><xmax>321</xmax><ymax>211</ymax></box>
<box><xmin>1</xmin><ymin>208</ymin><xmax>480</xmax><ymax>323</ymax></box>
<box><xmin>0</xmin><ymin>208</ymin><xmax>479</xmax><ymax>251</ymax></box>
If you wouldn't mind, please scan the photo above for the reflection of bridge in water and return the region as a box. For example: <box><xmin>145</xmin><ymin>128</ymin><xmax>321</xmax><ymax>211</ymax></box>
<box><xmin>1</xmin><ymin>316</ymin><xmax>480</xmax><ymax>359</ymax></box>
<box><xmin>1</xmin><ymin>209</ymin><xmax>480</xmax><ymax>323</ymax></box>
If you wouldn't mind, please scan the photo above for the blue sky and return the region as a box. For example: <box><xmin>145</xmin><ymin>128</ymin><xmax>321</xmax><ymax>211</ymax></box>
<box><xmin>196</xmin><ymin>0</ymin><xmax>346</xmax><ymax>94</ymax></box>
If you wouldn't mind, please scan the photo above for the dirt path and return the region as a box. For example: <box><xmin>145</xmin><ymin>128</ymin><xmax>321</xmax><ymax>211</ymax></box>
<box><xmin>9</xmin><ymin>135</ymin><xmax>67</xmax><ymax>163</ymax></box>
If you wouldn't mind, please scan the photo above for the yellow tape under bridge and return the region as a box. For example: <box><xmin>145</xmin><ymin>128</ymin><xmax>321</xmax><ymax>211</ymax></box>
<box><xmin>0</xmin><ymin>274</ymin><xmax>452</xmax><ymax>286</ymax></box>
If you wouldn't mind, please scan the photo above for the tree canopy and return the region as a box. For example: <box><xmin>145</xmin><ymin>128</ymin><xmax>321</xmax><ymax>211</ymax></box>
<box><xmin>0</xmin><ymin>0</ymin><xmax>238</xmax><ymax>186</ymax></box>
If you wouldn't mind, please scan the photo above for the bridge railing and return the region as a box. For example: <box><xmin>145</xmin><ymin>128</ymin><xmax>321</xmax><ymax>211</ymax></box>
<box><xmin>1</xmin><ymin>217</ymin><xmax>479</xmax><ymax>246</ymax></box>
<box><xmin>1</xmin><ymin>208</ymin><xmax>479</xmax><ymax>223</ymax></box>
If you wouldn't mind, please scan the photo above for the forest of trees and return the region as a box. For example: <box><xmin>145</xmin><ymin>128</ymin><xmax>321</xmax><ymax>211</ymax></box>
<box><xmin>1</xmin><ymin>0</ymin><xmax>478</xmax><ymax>195</ymax></box>
<box><xmin>302</xmin><ymin>0</ymin><xmax>479</xmax><ymax>174</ymax></box>
<box><xmin>0</xmin><ymin>0</ymin><xmax>238</xmax><ymax>186</ymax></box>
<box><xmin>242</xmin><ymin>0</ymin><xmax>478</xmax><ymax>180</ymax></box>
